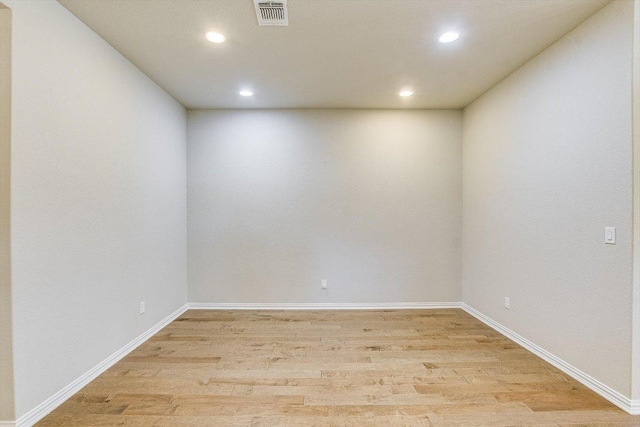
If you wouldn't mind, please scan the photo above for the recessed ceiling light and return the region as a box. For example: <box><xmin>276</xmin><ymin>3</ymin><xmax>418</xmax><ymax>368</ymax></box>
<box><xmin>205</xmin><ymin>32</ymin><xmax>226</xmax><ymax>43</ymax></box>
<box><xmin>438</xmin><ymin>31</ymin><xmax>460</xmax><ymax>43</ymax></box>
<box><xmin>239</xmin><ymin>90</ymin><xmax>254</xmax><ymax>97</ymax></box>
<box><xmin>399</xmin><ymin>90</ymin><xmax>414</xmax><ymax>97</ymax></box>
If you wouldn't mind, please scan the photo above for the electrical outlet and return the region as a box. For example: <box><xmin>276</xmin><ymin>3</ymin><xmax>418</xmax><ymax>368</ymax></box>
<box><xmin>504</xmin><ymin>297</ymin><xmax>510</xmax><ymax>310</ymax></box>
<box><xmin>140</xmin><ymin>301</ymin><xmax>146</xmax><ymax>314</ymax></box>
<box><xmin>321</xmin><ymin>279</ymin><xmax>328</xmax><ymax>289</ymax></box>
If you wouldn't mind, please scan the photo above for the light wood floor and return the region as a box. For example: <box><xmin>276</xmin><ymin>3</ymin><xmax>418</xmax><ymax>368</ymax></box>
<box><xmin>37</xmin><ymin>309</ymin><xmax>639</xmax><ymax>426</ymax></box>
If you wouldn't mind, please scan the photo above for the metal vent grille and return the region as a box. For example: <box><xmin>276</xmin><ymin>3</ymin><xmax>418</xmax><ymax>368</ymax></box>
<box><xmin>254</xmin><ymin>0</ymin><xmax>288</xmax><ymax>26</ymax></box>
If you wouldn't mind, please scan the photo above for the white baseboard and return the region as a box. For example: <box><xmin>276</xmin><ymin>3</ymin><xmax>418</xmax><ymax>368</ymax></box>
<box><xmin>13</xmin><ymin>301</ymin><xmax>638</xmax><ymax>426</ymax></box>
<box><xmin>188</xmin><ymin>302</ymin><xmax>462</xmax><ymax>310</ymax></box>
<box><xmin>461</xmin><ymin>303</ymin><xmax>640</xmax><ymax>415</ymax></box>
<box><xmin>10</xmin><ymin>301</ymin><xmax>459</xmax><ymax>426</ymax></box>
<box><xmin>14</xmin><ymin>303</ymin><xmax>189</xmax><ymax>427</ymax></box>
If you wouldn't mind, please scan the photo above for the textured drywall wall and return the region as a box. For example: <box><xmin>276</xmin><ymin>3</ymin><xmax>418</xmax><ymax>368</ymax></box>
<box><xmin>188</xmin><ymin>109</ymin><xmax>462</xmax><ymax>304</ymax></box>
<box><xmin>0</xmin><ymin>3</ymin><xmax>14</xmax><ymax>422</ymax></box>
<box><xmin>632</xmin><ymin>0</ymin><xmax>640</xmax><ymax>402</ymax></box>
<box><xmin>6</xmin><ymin>0</ymin><xmax>187</xmax><ymax>418</ymax></box>
<box><xmin>462</xmin><ymin>0</ymin><xmax>634</xmax><ymax>397</ymax></box>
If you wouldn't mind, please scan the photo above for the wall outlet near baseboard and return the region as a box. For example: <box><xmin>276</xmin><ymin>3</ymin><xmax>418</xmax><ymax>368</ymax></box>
<box><xmin>321</xmin><ymin>279</ymin><xmax>327</xmax><ymax>289</ymax></box>
<box><xmin>140</xmin><ymin>301</ymin><xmax>146</xmax><ymax>314</ymax></box>
<box><xmin>504</xmin><ymin>297</ymin><xmax>510</xmax><ymax>310</ymax></box>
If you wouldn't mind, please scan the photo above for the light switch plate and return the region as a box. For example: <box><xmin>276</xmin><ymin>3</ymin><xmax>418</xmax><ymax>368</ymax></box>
<box><xmin>605</xmin><ymin>227</ymin><xmax>616</xmax><ymax>244</ymax></box>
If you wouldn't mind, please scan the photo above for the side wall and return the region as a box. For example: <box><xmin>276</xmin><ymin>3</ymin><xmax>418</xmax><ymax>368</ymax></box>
<box><xmin>632</xmin><ymin>0</ymin><xmax>640</xmax><ymax>404</ymax></box>
<box><xmin>462</xmin><ymin>0</ymin><xmax>634</xmax><ymax>397</ymax></box>
<box><xmin>0</xmin><ymin>2</ymin><xmax>14</xmax><ymax>423</ymax></box>
<box><xmin>188</xmin><ymin>109</ymin><xmax>462</xmax><ymax>304</ymax></box>
<box><xmin>6</xmin><ymin>0</ymin><xmax>188</xmax><ymax>418</ymax></box>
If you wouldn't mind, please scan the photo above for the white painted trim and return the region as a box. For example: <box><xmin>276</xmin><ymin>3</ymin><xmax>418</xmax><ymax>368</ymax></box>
<box><xmin>461</xmin><ymin>303</ymin><xmax>640</xmax><ymax>415</ymax></box>
<box><xmin>11</xmin><ymin>301</ymin><xmax>459</xmax><ymax>426</ymax></box>
<box><xmin>188</xmin><ymin>302</ymin><xmax>462</xmax><ymax>310</ymax></box>
<box><xmin>14</xmin><ymin>303</ymin><xmax>189</xmax><ymax>427</ymax></box>
<box><xmin>13</xmin><ymin>301</ymin><xmax>638</xmax><ymax>426</ymax></box>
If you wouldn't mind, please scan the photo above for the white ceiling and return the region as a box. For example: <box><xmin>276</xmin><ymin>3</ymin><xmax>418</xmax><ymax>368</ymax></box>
<box><xmin>58</xmin><ymin>0</ymin><xmax>609</xmax><ymax>109</ymax></box>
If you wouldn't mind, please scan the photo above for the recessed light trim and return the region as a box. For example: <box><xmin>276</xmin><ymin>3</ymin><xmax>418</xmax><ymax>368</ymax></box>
<box><xmin>206</xmin><ymin>31</ymin><xmax>226</xmax><ymax>43</ymax></box>
<box><xmin>239</xmin><ymin>90</ymin><xmax>254</xmax><ymax>97</ymax></box>
<box><xmin>438</xmin><ymin>31</ymin><xmax>460</xmax><ymax>43</ymax></box>
<box><xmin>399</xmin><ymin>90</ymin><xmax>414</xmax><ymax>97</ymax></box>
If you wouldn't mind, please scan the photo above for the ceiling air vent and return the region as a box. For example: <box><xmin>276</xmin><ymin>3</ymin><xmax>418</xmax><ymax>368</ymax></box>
<box><xmin>254</xmin><ymin>0</ymin><xmax>289</xmax><ymax>26</ymax></box>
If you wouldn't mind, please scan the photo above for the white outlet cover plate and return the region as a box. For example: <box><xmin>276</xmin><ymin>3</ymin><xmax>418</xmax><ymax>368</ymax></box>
<box><xmin>605</xmin><ymin>227</ymin><xmax>616</xmax><ymax>244</ymax></box>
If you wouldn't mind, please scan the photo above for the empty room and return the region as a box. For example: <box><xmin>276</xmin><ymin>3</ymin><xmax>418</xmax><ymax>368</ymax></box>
<box><xmin>0</xmin><ymin>0</ymin><xmax>639</xmax><ymax>425</ymax></box>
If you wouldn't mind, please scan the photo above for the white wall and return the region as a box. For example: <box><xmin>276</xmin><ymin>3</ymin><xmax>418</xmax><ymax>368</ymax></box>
<box><xmin>462</xmin><ymin>0</ymin><xmax>634</xmax><ymax>398</ymax></box>
<box><xmin>188</xmin><ymin>110</ymin><xmax>462</xmax><ymax>304</ymax></box>
<box><xmin>631</xmin><ymin>0</ymin><xmax>640</xmax><ymax>403</ymax></box>
<box><xmin>5</xmin><ymin>0</ymin><xmax>188</xmax><ymax>419</ymax></box>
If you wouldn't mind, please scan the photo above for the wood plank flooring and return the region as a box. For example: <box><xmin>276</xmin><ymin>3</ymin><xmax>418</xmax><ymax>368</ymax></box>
<box><xmin>37</xmin><ymin>309</ymin><xmax>640</xmax><ymax>426</ymax></box>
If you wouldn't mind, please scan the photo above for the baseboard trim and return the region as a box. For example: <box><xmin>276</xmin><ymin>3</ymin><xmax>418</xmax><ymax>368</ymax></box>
<box><xmin>188</xmin><ymin>302</ymin><xmax>462</xmax><ymax>310</ymax></box>
<box><xmin>461</xmin><ymin>303</ymin><xmax>639</xmax><ymax>415</ymax></box>
<box><xmin>14</xmin><ymin>301</ymin><xmax>638</xmax><ymax>425</ymax></box>
<box><xmin>12</xmin><ymin>301</ymin><xmax>459</xmax><ymax>426</ymax></box>
<box><xmin>14</xmin><ymin>303</ymin><xmax>189</xmax><ymax>427</ymax></box>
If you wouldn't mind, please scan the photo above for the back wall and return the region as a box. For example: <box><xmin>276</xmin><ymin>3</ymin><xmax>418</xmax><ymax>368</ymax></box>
<box><xmin>187</xmin><ymin>109</ymin><xmax>462</xmax><ymax>304</ymax></box>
